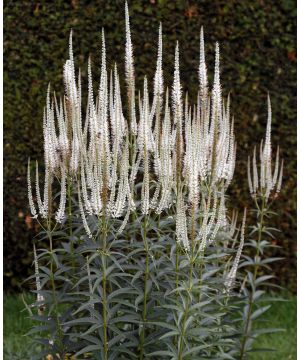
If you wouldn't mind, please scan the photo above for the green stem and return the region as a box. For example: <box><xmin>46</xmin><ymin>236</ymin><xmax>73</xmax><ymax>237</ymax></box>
<box><xmin>189</xmin><ymin>200</ymin><xmax>196</xmax><ymax>287</ymax></box>
<box><xmin>139</xmin><ymin>214</ymin><xmax>149</xmax><ymax>360</ymax></box>
<box><xmin>48</xmin><ymin>221</ymin><xmax>64</xmax><ymax>355</ymax></box>
<box><xmin>197</xmin><ymin>187</ymin><xmax>211</xmax><ymax>304</ymax></box>
<box><xmin>67</xmin><ymin>179</ymin><xmax>76</xmax><ymax>273</ymax></box>
<box><xmin>178</xmin><ymin>254</ymin><xmax>194</xmax><ymax>360</ymax></box>
<box><xmin>175</xmin><ymin>181</ymin><xmax>182</xmax><ymax>295</ymax></box>
<box><xmin>101</xmin><ymin>214</ymin><xmax>108</xmax><ymax>360</ymax></box>
<box><xmin>173</xmin><ymin>240</ymin><xmax>180</xmax><ymax>348</ymax></box>
<box><xmin>178</xmin><ymin>300</ymin><xmax>189</xmax><ymax>360</ymax></box>
<box><xmin>239</xmin><ymin>197</ymin><xmax>265</xmax><ymax>360</ymax></box>
<box><xmin>67</xmin><ymin>179</ymin><xmax>72</xmax><ymax>237</ymax></box>
<box><xmin>175</xmin><ymin>242</ymin><xmax>180</xmax><ymax>291</ymax></box>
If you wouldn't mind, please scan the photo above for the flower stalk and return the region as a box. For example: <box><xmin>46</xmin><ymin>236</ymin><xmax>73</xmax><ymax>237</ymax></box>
<box><xmin>139</xmin><ymin>214</ymin><xmax>149</xmax><ymax>360</ymax></box>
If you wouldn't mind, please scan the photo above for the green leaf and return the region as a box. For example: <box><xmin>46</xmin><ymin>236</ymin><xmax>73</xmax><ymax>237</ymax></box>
<box><xmin>251</xmin><ymin>327</ymin><xmax>285</xmax><ymax>336</ymax></box>
<box><xmin>75</xmin><ymin>344</ymin><xmax>101</xmax><ymax>356</ymax></box>
<box><xmin>108</xmin><ymin>287</ymin><xmax>136</xmax><ymax>301</ymax></box>
<box><xmin>251</xmin><ymin>305</ymin><xmax>271</xmax><ymax>320</ymax></box>
<box><xmin>183</xmin><ymin>344</ymin><xmax>211</xmax><ymax>355</ymax></box>
<box><xmin>147</xmin><ymin>350</ymin><xmax>174</xmax><ymax>357</ymax></box>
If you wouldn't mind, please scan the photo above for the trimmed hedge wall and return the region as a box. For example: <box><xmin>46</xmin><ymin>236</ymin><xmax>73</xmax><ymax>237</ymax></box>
<box><xmin>4</xmin><ymin>0</ymin><xmax>296</xmax><ymax>291</ymax></box>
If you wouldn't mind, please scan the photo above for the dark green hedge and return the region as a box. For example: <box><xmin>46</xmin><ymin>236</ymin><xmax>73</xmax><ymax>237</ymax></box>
<box><xmin>4</xmin><ymin>0</ymin><xmax>296</xmax><ymax>292</ymax></box>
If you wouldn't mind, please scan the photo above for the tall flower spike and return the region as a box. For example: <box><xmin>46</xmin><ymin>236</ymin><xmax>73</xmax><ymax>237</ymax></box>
<box><xmin>259</xmin><ymin>139</ymin><xmax>265</xmax><ymax>190</ymax></box>
<box><xmin>208</xmin><ymin>189</ymin><xmax>226</xmax><ymax>244</ymax></box>
<box><xmin>263</xmin><ymin>94</ymin><xmax>273</xmax><ymax>198</ymax></box>
<box><xmin>247</xmin><ymin>155</ymin><xmax>253</xmax><ymax>195</ymax></box>
<box><xmin>125</xmin><ymin>1</ymin><xmax>134</xmax><ymax>84</ymax></box>
<box><xmin>55</xmin><ymin>165</ymin><xmax>67</xmax><ymax>223</ymax></box>
<box><xmin>42</xmin><ymin>165</ymin><xmax>50</xmax><ymax>219</ymax></box>
<box><xmin>176</xmin><ymin>186</ymin><xmax>189</xmax><ymax>251</ymax></box>
<box><xmin>276</xmin><ymin>159</ymin><xmax>283</xmax><ymax>194</ymax></box>
<box><xmin>35</xmin><ymin>161</ymin><xmax>43</xmax><ymax>216</ymax></box>
<box><xmin>264</xmin><ymin>94</ymin><xmax>272</xmax><ymax>161</ymax></box>
<box><xmin>78</xmin><ymin>182</ymin><xmax>92</xmax><ymax>238</ymax></box>
<box><xmin>172</xmin><ymin>41</ymin><xmax>182</xmax><ymax>123</ymax></box>
<box><xmin>64</xmin><ymin>30</ymin><xmax>78</xmax><ymax>109</ymax></box>
<box><xmin>81</xmin><ymin>156</ymin><xmax>93</xmax><ymax>214</ymax></box>
<box><xmin>150</xmin><ymin>23</ymin><xmax>164</xmax><ymax>121</ymax></box>
<box><xmin>248</xmin><ymin>97</ymin><xmax>283</xmax><ymax>200</ymax></box>
<box><xmin>87</xmin><ymin>56</ymin><xmax>95</xmax><ymax>120</ymax></box>
<box><xmin>156</xmin><ymin>88</ymin><xmax>174</xmax><ymax>214</ymax></box>
<box><xmin>44</xmin><ymin>84</ymin><xmax>59</xmax><ymax>173</ymax></box>
<box><xmin>247</xmin><ymin>152</ymin><xmax>255</xmax><ymax>198</ymax></box>
<box><xmin>172</xmin><ymin>42</ymin><xmax>184</xmax><ymax>183</ymax></box>
<box><xmin>98</xmin><ymin>29</ymin><xmax>108</xmax><ymax>122</ymax></box>
<box><xmin>55</xmin><ymin>95</ymin><xmax>69</xmax><ymax>161</ymax></box>
<box><xmin>27</xmin><ymin>159</ymin><xmax>37</xmax><ymax>218</ymax></box>
<box><xmin>114</xmin><ymin>141</ymin><xmax>130</xmax><ymax>217</ymax></box>
<box><xmin>212</xmin><ymin>42</ymin><xmax>222</xmax><ymax>120</ymax></box>
<box><xmin>224</xmin><ymin>208</ymin><xmax>247</xmax><ymax>292</ymax></box>
<box><xmin>125</xmin><ymin>1</ymin><xmax>137</xmax><ymax>134</ymax></box>
<box><xmin>69</xmin><ymin>29</ymin><xmax>74</xmax><ymax>67</ymax></box>
<box><xmin>199</xmin><ymin>26</ymin><xmax>208</xmax><ymax>98</ymax></box>
<box><xmin>272</xmin><ymin>146</ymin><xmax>280</xmax><ymax>188</ymax></box>
<box><xmin>155</xmin><ymin>23</ymin><xmax>163</xmax><ymax>98</ymax></box>
<box><xmin>198</xmin><ymin>202</ymin><xmax>208</xmax><ymax>252</ymax></box>
<box><xmin>253</xmin><ymin>146</ymin><xmax>258</xmax><ymax>194</ymax></box>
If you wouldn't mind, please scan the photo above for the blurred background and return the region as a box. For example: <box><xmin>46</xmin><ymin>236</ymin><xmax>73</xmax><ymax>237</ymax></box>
<box><xmin>4</xmin><ymin>0</ymin><xmax>296</xmax><ymax>293</ymax></box>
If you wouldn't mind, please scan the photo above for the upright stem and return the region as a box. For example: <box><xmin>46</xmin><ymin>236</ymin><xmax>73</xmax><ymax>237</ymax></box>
<box><xmin>175</xmin><ymin>179</ymin><xmax>182</xmax><ymax>294</ymax></box>
<box><xmin>68</xmin><ymin>178</ymin><xmax>72</xmax><ymax>237</ymax></box>
<box><xmin>198</xmin><ymin>187</ymin><xmax>212</xmax><ymax>302</ymax></box>
<box><xmin>173</xmin><ymin>239</ymin><xmax>180</xmax><ymax>348</ymax></box>
<box><xmin>239</xmin><ymin>196</ymin><xmax>265</xmax><ymax>359</ymax></box>
<box><xmin>101</xmin><ymin>213</ymin><xmax>108</xmax><ymax>360</ymax></box>
<box><xmin>178</xmin><ymin>299</ymin><xmax>189</xmax><ymax>360</ymax></box>
<box><xmin>178</xmin><ymin>252</ymin><xmax>194</xmax><ymax>360</ymax></box>
<box><xmin>189</xmin><ymin>200</ymin><xmax>197</xmax><ymax>282</ymax></box>
<box><xmin>47</xmin><ymin>215</ymin><xmax>64</xmax><ymax>355</ymax></box>
<box><xmin>67</xmin><ymin>179</ymin><xmax>75</xmax><ymax>272</ymax></box>
<box><xmin>191</xmin><ymin>200</ymin><xmax>196</xmax><ymax>247</ymax></box>
<box><xmin>175</xmin><ymin>242</ymin><xmax>180</xmax><ymax>291</ymax></box>
<box><xmin>139</xmin><ymin>214</ymin><xmax>149</xmax><ymax>360</ymax></box>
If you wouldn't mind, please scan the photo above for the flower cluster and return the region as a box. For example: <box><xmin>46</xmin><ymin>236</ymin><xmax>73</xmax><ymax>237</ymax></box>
<box><xmin>247</xmin><ymin>95</ymin><xmax>283</xmax><ymax>201</ymax></box>
<box><xmin>28</xmin><ymin>2</ymin><xmax>238</xmax><ymax>250</ymax></box>
<box><xmin>27</xmin><ymin>1</ymin><xmax>285</xmax><ymax>286</ymax></box>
